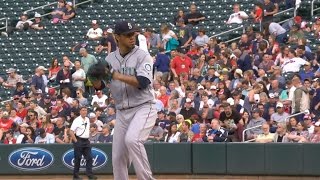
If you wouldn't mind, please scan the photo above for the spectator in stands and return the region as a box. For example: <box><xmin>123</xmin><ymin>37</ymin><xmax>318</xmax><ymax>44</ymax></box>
<box><xmin>35</xmin><ymin>128</ymin><xmax>55</xmax><ymax>144</ymax></box>
<box><xmin>154</xmin><ymin>48</ymin><xmax>170</xmax><ymax>82</ymax></box>
<box><xmin>61</xmin><ymin>88</ymin><xmax>73</xmax><ymax>105</ymax></box>
<box><xmin>262</xmin><ymin>0</ymin><xmax>277</xmax><ymax>27</ymax></box>
<box><xmin>311</xmin><ymin>17</ymin><xmax>320</xmax><ymax>38</ymax></box>
<box><xmin>89</xmin><ymin>123</ymin><xmax>100</xmax><ymax>143</ymax></box>
<box><xmin>194</xmin><ymin>29</ymin><xmax>209</xmax><ymax>47</ymax></box>
<box><xmin>62</xmin><ymin>2</ymin><xmax>76</xmax><ymax>21</ymax></box>
<box><xmin>192</xmin><ymin>123</ymin><xmax>207</xmax><ymax>142</ymax></box>
<box><xmin>148</xmin><ymin>122</ymin><xmax>164</xmax><ymax>141</ymax></box>
<box><xmin>176</xmin><ymin>18</ymin><xmax>193</xmax><ymax>49</ymax></box>
<box><xmin>203</xmin><ymin>119</ymin><xmax>228</xmax><ymax>142</ymax></box>
<box><xmin>282</xmin><ymin>16</ymin><xmax>303</xmax><ymax>31</ymax></box>
<box><xmin>173</xmin><ymin>9</ymin><xmax>187</xmax><ymax>25</ymax></box>
<box><xmin>16</xmin><ymin>100</ymin><xmax>28</xmax><ymax>120</ymax></box>
<box><xmin>164</xmin><ymin>122</ymin><xmax>180</xmax><ymax>143</ymax></box>
<box><xmin>282</xmin><ymin>50</ymin><xmax>308</xmax><ymax>76</ymax></box>
<box><xmin>10</xmin><ymin>109</ymin><xmax>22</xmax><ymax>125</ymax></box>
<box><xmin>31</xmin><ymin>66</ymin><xmax>47</xmax><ymax>95</ymax></box>
<box><xmin>158</xmin><ymin>86</ymin><xmax>170</xmax><ymax>109</ymax></box>
<box><xmin>97</xmin><ymin>124</ymin><xmax>112</xmax><ymax>143</ymax></box>
<box><xmin>86</xmin><ymin>20</ymin><xmax>103</xmax><ymax>40</ymax></box>
<box><xmin>95</xmin><ymin>28</ymin><xmax>116</xmax><ymax>54</ymax></box>
<box><xmin>180</xmin><ymin>98</ymin><xmax>197</xmax><ymax>119</ymax></box>
<box><xmin>0</xmin><ymin>111</ymin><xmax>14</xmax><ymax>141</ymax></box>
<box><xmin>48</xmin><ymin>57</ymin><xmax>60</xmax><ymax>81</ymax></box>
<box><xmin>51</xmin><ymin>0</ymin><xmax>67</xmax><ymax>24</ymax></box>
<box><xmin>3</xmin><ymin>130</ymin><xmax>16</xmax><ymax>144</ymax></box>
<box><xmin>16</xmin><ymin>14</ymin><xmax>33</xmax><ymax>31</ymax></box>
<box><xmin>273</xmin><ymin>122</ymin><xmax>289</xmax><ymax>142</ymax></box>
<box><xmin>171</xmin><ymin>51</ymin><xmax>193</xmax><ymax>80</ymax></box>
<box><xmin>160</xmin><ymin>24</ymin><xmax>178</xmax><ymax>51</ymax></box>
<box><xmin>303</xmin><ymin>115</ymin><xmax>315</xmax><ymax>134</ymax></box>
<box><xmin>292</xmin><ymin>76</ymin><xmax>310</xmax><ymax>116</ymax></box>
<box><xmin>13</xmin><ymin>82</ymin><xmax>28</xmax><ymax>97</ymax></box>
<box><xmin>219</xmin><ymin>102</ymin><xmax>242</xmax><ymax>141</ymax></box>
<box><xmin>226</xmin><ymin>4</ymin><xmax>249</xmax><ymax>24</ymax></box>
<box><xmin>72</xmin><ymin>60</ymin><xmax>86</xmax><ymax>91</ymax></box>
<box><xmin>144</xmin><ymin>27</ymin><xmax>161</xmax><ymax>49</ymax></box>
<box><xmin>267</xmin><ymin>22</ymin><xmax>287</xmax><ymax>43</ymax></box>
<box><xmin>74</xmin><ymin>88</ymin><xmax>87</xmax><ymax>107</ymax></box>
<box><xmin>259</xmin><ymin>53</ymin><xmax>275</xmax><ymax>73</ymax></box>
<box><xmin>179</xmin><ymin>121</ymin><xmax>194</xmax><ymax>142</ymax></box>
<box><xmin>19</xmin><ymin>126</ymin><xmax>35</xmax><ymax>144</ymax></box>
<box><xmin>136</xmin><ymin>31</ymin><xmax>149</xmax><ymax>53</ymax></box>
<box><xmin>88</xmin><ymin>112</ymin><xmax>103</xmax><ymax>132</ymax></box>
<box><xmin>246</xmin><ymin>108</ymin><xmax>266</xmax><ymax>140</ymax></box>
<box><xmin>308</xmin><ymin>121</ymin><xmax>320</xmax><ymax>143</ymax></box>
<box><xmin>0</xmin><ymin>68</ymin><xmax>24</xmax><ymax>89</ymax></box>
<box><xmin>288</xmin><ymin>25</ymin><xmax>304</xmax><ymax>44</ymax></box>
<box><xmin>31</xmin><ymin>13</ymin><xmax>44</xmax><ymax>30</ymax></box>
<box><xmin>56</xmin><ymin>61</ymin><xmax>73</xmax><ymax>95</ymax></box>
<box><xmin>185</xmin><ymin>4</ymin><xmax>205</xmax><ymax>26</ymax></box>
<box><xmin>255</xmin><ymin>123</ymin><xmax>274</xmax><ymax>143</ymax></box>
<box><xmin>41</xmin><ymin>114</ymin><xmax>54</xmax><ymax>134</ymax></box>
<box><xmin>91</xmin><ymin>90</ymin><xmax>108</xmax><ymax>109</ymax></box>
<box><xmin>251</xmin><ymin>3</ymin><xmax>263</xmax><ymax>24</ymax></box>
<box><xmin>287</xmin><ymin>121</ymin><xmax>309</xmax><ymax>142</ymax></box>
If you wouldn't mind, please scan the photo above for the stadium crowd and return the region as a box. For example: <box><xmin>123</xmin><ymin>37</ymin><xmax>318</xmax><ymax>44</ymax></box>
<box><xmin>1</xmin><ymin>0</ymin><xmax>320</xmax><ymax>144</ymax></box>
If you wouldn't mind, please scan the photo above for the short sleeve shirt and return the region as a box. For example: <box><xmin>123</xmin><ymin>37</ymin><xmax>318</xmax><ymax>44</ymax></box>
<box><xmin>70</xmin><ymin>116</ymin><xmax>90</xmax><ymax>138</ymax></box>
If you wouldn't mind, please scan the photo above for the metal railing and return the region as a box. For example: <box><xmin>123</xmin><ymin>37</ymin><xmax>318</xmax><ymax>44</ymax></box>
<box><xmin>242</xmin><ymin>124</ymin><xmax>263</xmax><ymax>142</ymax></box>
<box><xmin>0</xmin><ymin>17</ymin><xmax>8</xmax><ymax>32</ymax></box>
<box><xmin>285</xmin><ymin>110</ymin><xmax>310</xmax><ymax>123</ymax></box>
<box><xmin>210</xmin><ymin>7</ymin><xmax>295</xmax><ymax>42</ymax></box>
<box><xmin>312</xmin><ymin>0</ymin><xmax>320</xmax><ymax>17</ymax></box>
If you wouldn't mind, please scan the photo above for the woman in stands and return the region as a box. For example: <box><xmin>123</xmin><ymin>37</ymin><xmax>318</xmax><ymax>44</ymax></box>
<box><xmin>287</xmin><ymin>117</ymin><xmax>298</xmax><ymax>132</ymax></box>
<box><xmin>173</xmin><ymin>9</ymin><xmax>187</xmax><ymax>25</ymax></box>
<box><xmin>41</xmin><ymin>114</ymin><xmax>54</xmax><ymax>134</ymax></box>
<box><xmin>267</xmin><ymin>35</ymin><xmax>279</xmax><ymax>60</ymax></box>
<box><xmin>20</xmin><ymin>127</ymin><xmax>36</xmax><ymax>144</ymax></box>
<box><xmin>72</xmin><ymin>60</ymin><xmax>86</xmax><ymax>92</ymax></box>
<box><xmin>160</xmin><ymin>24</ymin><xmax>178</xmax><ymax>51</ymax></box>
<box><xmin>274</xmin><ymin>46</ymin><xmax>289</xmax><ymax>66</ymax></box>
<box><xmin>75</xmin><ymin>88</ymin><xmax>88</xmax><ymax>107</ymax></box>
<box><xmin>165</xmin><ymin>122</ymin><xmax>181</xmax><ymax>143</ymax></box>
<box><xmin>287</xmin><ymin>121</ymin><xmax>309</xmax><ymax>142</ymax></box>
<box><xmin>62</xmin><ymin>2</ymin><xmax>76</xmax><ymax>21</ymax></box>
<box><xmin>51</xmin><ymin>0</ymin><xmax>67</xmax><ymax>24</ymax></box>
<box><xmin>61</xmin><ymin>88</ymin><xmax>73</xmax><ymax>105</ymax></box>
<box><xmin>48</xmin><ymin>57</ymin><xmax>60</xmax><ymax>81</ymax></box>
<box><xmin>311</xmin><ymin>17</ymin><xmax>320</xmax><ymax>37</ymax></box>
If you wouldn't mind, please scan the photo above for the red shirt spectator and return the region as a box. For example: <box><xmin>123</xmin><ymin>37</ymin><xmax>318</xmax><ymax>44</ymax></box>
<box><xmin>3</xmin><ymin>130</ymin><xmax>16</xmax><ymax>144</ymax></box>
<box><xmin>16</xmin><ymin>101</ymin><xmax>28</xmax><ymax>119</ymax></box>
<box><xmin>171</xmin><ymin>54</ymin><xmax>192</xmax><ymax>78</ymax></box>
<box><xmin>0</xmin><ymin>112</ymin><xmax>14</xmax><ymax>132</ymax></box>
<box><xmin>157</xmin><ymin>86</ymin><xmax>170</xmax><ymax>108</ymax></box>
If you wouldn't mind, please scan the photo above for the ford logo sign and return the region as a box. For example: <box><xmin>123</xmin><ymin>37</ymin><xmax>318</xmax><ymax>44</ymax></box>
<box><xmin>9</xmin><ymin>147</ymin><xmax>54</xmax><ymax>171</ymax></box>
<box><xmin>62</xmin><ymin>148</ymin><xmax>108</xmax><ymax>171</ymax></box>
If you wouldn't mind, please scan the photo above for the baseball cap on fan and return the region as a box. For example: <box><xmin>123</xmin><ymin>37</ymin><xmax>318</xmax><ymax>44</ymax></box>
<box><xmin>114</xmin><ymin>21</ymin><xmax>140</xmax><ymax>35</ymax></box>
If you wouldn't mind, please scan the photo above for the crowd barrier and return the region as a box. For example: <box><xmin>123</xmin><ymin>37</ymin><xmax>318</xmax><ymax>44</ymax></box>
<box><xmin>0</xmin><ymin>143</ymin><xmax>319</xmax><ymax>176</ymax></box>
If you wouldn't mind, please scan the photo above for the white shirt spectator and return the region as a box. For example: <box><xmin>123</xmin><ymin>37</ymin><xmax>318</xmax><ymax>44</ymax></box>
<box><xmin>137</xmin><ymin>34</ymin><xmax>149</xmax><ymax>53</ymax></box>
<box><xmin>94</xmin><ymin>119</ymin><xmax>104</xmax><ymax>132</ymax></box>
<box><xmin>166</xmin><ymin>132</ymin><xmax>181</xmax><ymax>143</ymax></box>
<box><xmin>269</xmin><ymin>22</ymin><xmax>286</xmax><ymax>36</ymax></box>
<box><xmin>87</xmin><ymin>27</ymin><xmax>103</xmax><ymax>39</ymax></box>
<box><xmin>282</xmin><ymin>57</ymin><xmax>308</xmax><ymax>73</ymax></box>
<box><xmin>35</xmin><ymin>133</ymin><xmax>55</xmax><ymax>144</ymax></box>
<box><xmin>91</xmin><ymin>94</ymin><xmax>108</xmax><ymax>108</ymax></box>
<box><xmin>72</xmin><ymin>68</ymin><xmax>86</xmax><ymax>90</ymax></box>
<box><xmin>16</xmin><ymin>20</ymin><xmax>33</xmax><ymax>29</ymax></box>
<box><xmin>227</xmin><ymin>11</ymin><xmax>249</xmax><ymax>24</ymax></box>
<box><xmin>194</xmin><ymin>35</ymin><xmax>209</xmax><ymax>47</ymax></box>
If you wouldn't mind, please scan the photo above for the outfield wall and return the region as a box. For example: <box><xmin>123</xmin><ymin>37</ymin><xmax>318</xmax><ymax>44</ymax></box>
<box><xmin>1</xmin><ymin>143</ymin><xmax>319</xmax><ymax>175</ymax></box>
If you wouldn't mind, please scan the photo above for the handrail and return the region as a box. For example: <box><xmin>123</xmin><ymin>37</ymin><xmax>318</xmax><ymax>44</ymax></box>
<box><xmin>311</xmin><ymin>0</ymin><xmax>320</xmax><ymax>17</ymax></box>
<box><xmin>284</xmin><ymin>110</ymin><xmax>309</xmax><ymax>123</ymax></box>
<box><xmin>242</xmin><ymin>124</ymin><xmax>262</xmax><ymax>142</ymax></box>
<box><xmin>0</xmin><ymin>17</ymin><xmax>8</xmax><ymax>32</ymax></box>
<box><xmin>210</xmin><ymin>7</ymin><xmax>295</xmax><ymax>40</ymax></box>
<box><xmin>24</xmin><ymin>2</ymin><xmax>58</xmax><ymax>14</ymax></box>
<box><xmin>75</xmin><ymin>0</ymin><xmax>93</xmax><ymax>7</ymax></box>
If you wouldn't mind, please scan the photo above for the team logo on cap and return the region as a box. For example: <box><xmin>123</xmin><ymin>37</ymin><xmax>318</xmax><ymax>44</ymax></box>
<box><xmin>128</xmin><ymin>23</ymin><xmax>132</xmax><ymax>29</ymax></box>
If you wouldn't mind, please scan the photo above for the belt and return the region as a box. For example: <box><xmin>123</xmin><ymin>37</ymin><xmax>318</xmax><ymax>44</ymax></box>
<box><xmin>76</xmin><ymin>136</ymin><xmax>89</xmax><ymax>140</ymax></box>
<box><xmin>119</xmin><ymin>101</ymin><xmax>153</xmax><ymax>111</ymax></box>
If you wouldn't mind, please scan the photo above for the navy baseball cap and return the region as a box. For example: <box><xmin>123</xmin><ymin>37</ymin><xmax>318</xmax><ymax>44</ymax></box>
<box><xmin>114</xmin><ymin>21</ymin><xmax>140</xmax><ymax>35</ymax></box>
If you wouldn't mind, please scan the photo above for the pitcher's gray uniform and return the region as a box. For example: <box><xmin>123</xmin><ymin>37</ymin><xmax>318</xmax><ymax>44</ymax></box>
<box><xmin>106</xmin><ymin>45</ymin><xmax>157</xmax><ymax>180</ymax></box>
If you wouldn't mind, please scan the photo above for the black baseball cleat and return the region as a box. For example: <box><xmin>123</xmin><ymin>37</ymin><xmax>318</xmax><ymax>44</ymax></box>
<box><xmin>88</xmin><ymin>175</ymin><xmax>98</xmax><ymax>180</ymax></box>
<box><xmin>73</xmin><ymin>176</ymin><xmax>83</xmax><ymax>180</ymax></box>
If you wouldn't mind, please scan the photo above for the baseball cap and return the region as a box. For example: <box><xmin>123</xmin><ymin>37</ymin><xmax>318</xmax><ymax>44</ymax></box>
<box><xmin>89</xmin><ymin>112</ymin><xmax>96</xmax><ymax>118</ymax></box>
<box><xmin>44</xmin><ymin>94</ymin><xmax>51</xmax><ymax>99</ymax></box>
<box><xmin>106</xmin><ymin>28</ymin><xmax>113</xmax><ymax>33</ymax></box>
<box><xmin>38</xmin><ymin>128</ymin><xmax>46</xmax><ymax>135</ymax></box>
<box><xmin>252</xmin><ymin>108</ymin><xmax>260</xmax><ymax>114</ymax></box>
<box><xmin>303</xmin><ymin>114</ymin><xmax>311</xmax><ymax>120</ymax></box>
<box><xmin>210</xmin><ymin>85</ymin><xmax>217</xmax><ymax>90</ymax></box>
<box><xmin>37</xmin><ymin>66</ymin><xmax>47</xmax><ymax>71</ymax></box>
<box><xmin>2</xmin><ymin>111</ymin><xmax>9</xmax><ymax>118</ymax></box>
<box><xmin>227</xmin><ymin>98</ymin><xmax>235</xmax><ymax>106</ymax></box>
<box><xmin>19</xmin><ymin>123</ymin><xmax>29</xmax><ymax>128</ymax></box>
<box><xmin>114</xmin><ymin>21</ymin><xmax>140</xmax><ymax>35</ymax></box>
<box><xmin>294</xmin><ymin>16</ymin><xmax>302</xmax><ymax>23</ymax></box>
<box><xmin>315</xmin><ymin>121</ymin><xmax>320</xmax><ymax>127</ymax></box>
<box><xmin>269</xmin><ymin>93</ymin><xmax>275</xmax><ymax>98</ymax></box>
<box><xmin>276</xmin><ymin>102</ymin><xmax>284</xmax><ymax>108</ymax></box>
<box><xmin>197</xmin><ymin>85</ymin><xmax>204</xmax><ymax>90</ymax></box>
<box><xmin>92</xmin><ymin>20</ymin><xmax>98</xmax><ymax>25</ymax></box>
<box><xmin>34</xmin><ymin>13</ymin><xmax>41</xmax><ymax>18</ymax></box>
<box><xmin>235</xmin><ymin>69</ymin><xmax>243</xmax><ymax>77</ymax></box>
<box><xmin>186</xmin><ymin>98</ymin><xmax>192</xmax><ymax>103</ymax></box>
<box><xmin>66</xmin><ymin>1</ymin><xmax>72</xmax><ymax>6</ymax></box>
<box><xmin>6</xmin><ymin>68</ymin><xmax>15</xmax><ymax>74</ymax></box>
<box><xmin>157</xmin><ymin>110</ymin><xmax>165</xmax><ymax>114</ymax></box>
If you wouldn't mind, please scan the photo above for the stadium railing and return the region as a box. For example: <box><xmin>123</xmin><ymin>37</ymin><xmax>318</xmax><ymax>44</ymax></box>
<box><xmin>242</xmin><ymin>125</ymin><xmax>262</xmax><ymax>142</ymax></box>
<box><xmin>312</xmin><ymin>0</ymin><xmax>320</xmax><ymax>17</ymax></box>
<box><xmin>0</xmin><ymin>17</ymin><xmax>8</xmax><ymax>32</ymax></box>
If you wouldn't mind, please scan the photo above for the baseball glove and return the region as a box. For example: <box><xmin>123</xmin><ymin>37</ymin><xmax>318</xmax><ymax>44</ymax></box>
<box><xmin>87</xmin><ymin>61</ymin><xmax>113</xmax><ymax>84</ymax></box>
